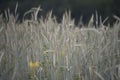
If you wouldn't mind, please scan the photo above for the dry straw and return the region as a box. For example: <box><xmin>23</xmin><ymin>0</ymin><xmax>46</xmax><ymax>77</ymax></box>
<box><xmin>0</xmin><ymin>6</ymin><xmax>120</xmax><ymax>80</ymax></box>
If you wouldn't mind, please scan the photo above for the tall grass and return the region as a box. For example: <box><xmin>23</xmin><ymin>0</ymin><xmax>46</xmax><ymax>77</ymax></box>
<box><xmin>0</xmin><ymin>7</ymin><xmax>120</xmax><ymax>80</ymax></box>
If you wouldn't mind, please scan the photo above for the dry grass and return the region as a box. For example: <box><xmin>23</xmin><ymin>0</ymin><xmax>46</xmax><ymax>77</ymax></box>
<box><xmin>0</xmin><ymin>7</ymin><xmax>120</xmax><ymax>80</ymax></box>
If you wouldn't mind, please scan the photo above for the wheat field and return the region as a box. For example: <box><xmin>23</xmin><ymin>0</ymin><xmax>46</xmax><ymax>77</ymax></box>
<box><xmin>0</xmin><ymin>7</ymin><xmax>120</xmax><ymax>80</ymax></box>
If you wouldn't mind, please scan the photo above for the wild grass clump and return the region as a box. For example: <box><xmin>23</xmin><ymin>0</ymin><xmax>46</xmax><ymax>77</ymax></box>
<box><xmin>0</xmin><ymin>7</ymin><xmax>120</xmax><ymax>80</ymax></box>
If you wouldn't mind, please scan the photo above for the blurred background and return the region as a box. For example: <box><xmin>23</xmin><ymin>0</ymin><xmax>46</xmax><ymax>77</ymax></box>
<box><xmin>0</xmin><ymin>0</ymin><xmax>120</xmax><ymax>24</ymax></box>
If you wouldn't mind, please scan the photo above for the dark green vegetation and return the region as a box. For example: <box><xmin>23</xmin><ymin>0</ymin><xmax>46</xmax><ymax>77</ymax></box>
<box><xmin>0</xmin><ymin>0</ymin><xmax>120</xmax><ymax>24</ymax></box>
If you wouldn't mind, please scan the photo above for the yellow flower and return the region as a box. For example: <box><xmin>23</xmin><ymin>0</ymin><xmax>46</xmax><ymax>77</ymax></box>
<box><xmin>28</xmin><ymin>61</ymin><xmax>40</xmax><ymax>69</ymax></box>
<box><xmin>34</xmin><ymin>62</ymin><xmax>40</xmax><ymax>68</ymax></box>
<box><xmin>28</xmin><ymin>61</ymin><xmax>40</xmax><ymax>79</ymax></box>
